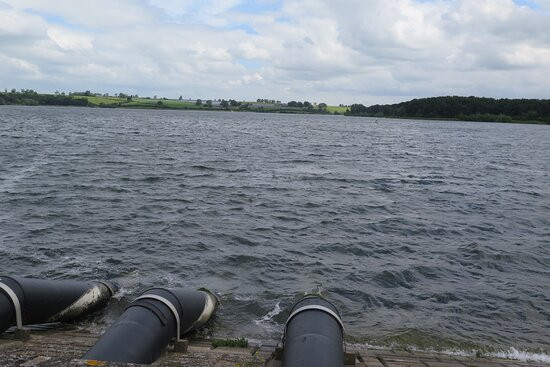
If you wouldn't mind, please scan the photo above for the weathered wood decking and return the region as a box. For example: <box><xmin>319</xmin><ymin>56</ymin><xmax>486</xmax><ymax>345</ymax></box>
<box><xmin>1</xmin><ymin>328</ymin><xmax>548</xmax><ymax>367</ymax></box>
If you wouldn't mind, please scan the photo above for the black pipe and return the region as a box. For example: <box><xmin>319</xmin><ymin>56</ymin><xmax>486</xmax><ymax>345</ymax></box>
<box><xmin>83</xmin><ymin>288</ymin><xmax>218</xmax><ymax>364</ymax></box>
<box><xmin>0</xmin><ymin>276</ymin><xmax>115</xmax><ymax>334</ymax></box>
<box><xmin>282</xmin><ymin>295</ymin><xmax>345</xmax><ymax>367</ymax></box>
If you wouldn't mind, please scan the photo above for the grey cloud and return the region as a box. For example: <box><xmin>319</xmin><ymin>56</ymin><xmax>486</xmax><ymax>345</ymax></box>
<box><xmin>0</xmin><ymin>0</ymin><xmax>549</xmax><ymax>104</ymax></box>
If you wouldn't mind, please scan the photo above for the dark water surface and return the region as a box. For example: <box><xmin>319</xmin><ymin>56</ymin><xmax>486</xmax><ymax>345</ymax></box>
<box><xmin>1</xmin><ymin>106</ymin><xmax>549</xmax><ymax>358</ymax></box>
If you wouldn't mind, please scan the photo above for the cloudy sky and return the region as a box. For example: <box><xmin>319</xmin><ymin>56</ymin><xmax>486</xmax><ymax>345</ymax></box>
<box><xmin>1</xmin><ymin>0</ymin><xmax>549</xmax><ymax>104</ymax></box>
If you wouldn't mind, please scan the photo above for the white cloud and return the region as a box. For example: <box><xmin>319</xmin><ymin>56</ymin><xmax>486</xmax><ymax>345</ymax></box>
<box><xmin>504</xmin><ymin>44</ymin><xmax>550</xmax><ymax>67</ymax></box>
<box><xmin>47</xmin><ymin>28</ymin><xmax>93</xmax><ymax>51</ymax></box>
<box><xmin>235</xmin><ymin>42</ymin><xmax>270</xmax><ymax>59</ymax></box>
<box><xmin>3</xmin><ymin>0</ymin><xmax>155</xmax><ymax>28</ymax></box>
<box><xmin>0</xmin><ymin>55</ymin><xmax>41</xmax><ymax>75</ymax></box>
<box><xmin>0</xmin><ymin>0</ymin><xmax>549</xmax><ymax>104</ymax></box>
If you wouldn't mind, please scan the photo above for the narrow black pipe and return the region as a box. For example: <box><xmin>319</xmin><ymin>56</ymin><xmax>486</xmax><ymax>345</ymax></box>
<box><xmin>83</xmin><ymin>288</ymin><xmax>218</xmax><ymax>364</ymax></box>
<box><xmin>282</xmin><ymin>295</ymin><xmax>345</xmax><ymax>367</ymax></box>
<box><xmin>0</xmin><ymin>276</ymin><xmax>115</xmax><ymax>334</ymax></box>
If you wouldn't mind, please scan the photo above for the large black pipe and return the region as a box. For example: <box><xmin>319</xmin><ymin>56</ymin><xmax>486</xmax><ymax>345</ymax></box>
<box><xmin>282</xmin><ymin>295</ymin><xmax>345</xmax><ymax>367</ymax></box>
<box><xmin>83</xmin><ymin>288</ymin><xmax>218</xmax><ymax>364</ymax></box>
<box><xmin>0</xmin><ymin>276</ymin><xmax>115</xmax><ymax>334</ymax></box>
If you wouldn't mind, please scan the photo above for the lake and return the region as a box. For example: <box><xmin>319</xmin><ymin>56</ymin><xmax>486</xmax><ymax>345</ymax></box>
<box><xmin>1</xmin><ymin>106</ymin><xmax>549</xmax><ymax>358</ymax></box>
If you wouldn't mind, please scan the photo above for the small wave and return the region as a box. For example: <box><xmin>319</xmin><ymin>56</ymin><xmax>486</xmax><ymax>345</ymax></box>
<box><xmin>226</xmin><ymin>235</ymin><xmax>258</xmax><ymax>247</ymax></box>
<box><xmin>277</xmin><ymin>159</ymin><xmax>315</xmax><ymax>164</ymax></box>
<box><xmin>106</xmin><ymin>186</ymin><xmax>132</xmax><ymax>193</ymax></box>
<box><xmin>260</xmin><ymin>302</ymin><xmax>282</xmax><ymax>322</ymax></box>
<box><xmin>119</xmin><ymin>176</ymin><xmax>164</xmax><ymax>183</ymax></box>
<box><xmin>491</xmin><ymin>347</ymin><xmax>550</xmax><ymax>363</ymax></box>
<box><xmin>112</xmin><ymin>286</ymin><xmax>132</xmax><ymax>300</ymax></box>
<box><xmin>254</xmin><ymin>301</ymin><xmax>283</xmax><ymax>333</ymax></box>
<box><xmin>252</xmin><ymin>226</ymin><xmax>271</xmax><ymax>232</ymax></box>
<box><xmin>223</xmin><ymin>168</ymin><xmax>247</xmax><ymax>173</ymax></box>
<box><xmin>233</xmin><ymin>294</ymin><xmax>254</xmax><ymax>302</ymax></box>
<box><xmin>272</xmin><ymin>215</ymin><xmax>306</xmax><ymax>223</ymax></box>
<box><xmin>191</xmin><ymin>165</ymin><xmax>215</xmax><ymax>171</ymax></box>
<box><xmin>347</xmin><ymin>343</ymin><xmax>550</xmax><ymax>363</ymax></box>
<box><xmin>0</xmin><ymin>160</ymin><xmax>47</xmax><ymax>192</ymax></box>
<box><xmin>372</xmin><ymin>270</ymin><xmax>418</xmax><ymax>289</ymax></box>
<box><xmin>142</xmin><ymin>176</ymin><xmax>163</xmax><ymax>183</ymax></box>
<box><xmin>222</xmin><ymin>254</ymin><xmax>263</xmax><ymax>267</ymax></box>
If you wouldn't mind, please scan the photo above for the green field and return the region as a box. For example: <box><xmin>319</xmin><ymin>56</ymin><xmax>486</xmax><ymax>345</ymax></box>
<box><xmin>326</xmin><ymin>105</ymin><xmax>349</xmax><ymax>114</ymax></box>
<box><xmin>124</xmin><ymin>98</ymin><xmax>198</xmax><ymax>109</ymax></box>
<box><xmin>78</xmin><ymin>96</ymin><xmax>203</xmax><ymax>109</ymax></box>
<box><xmin>74</xmin><ymin>96</ymin><xmax>125</xmax><ymax>106</ymax></box>
<box><xmin>3</xmin><ymin>91</ymin><xmax>348</xmax><ymax>115</ymax></box>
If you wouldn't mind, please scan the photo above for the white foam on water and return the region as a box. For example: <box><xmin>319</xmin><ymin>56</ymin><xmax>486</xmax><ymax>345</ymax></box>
<box><xmin>233</xmin><ymin>294</ymin><xmax>254</xmax><ymax>302</ymax></box>
<box><xmin>490</xmin><ymin>347</ymin><xmax>550</xmax><ymax>363</ymax></box>
<box><xmin>112</xmin><ymin>286</ymin><xmax>132</xmax><ymax>300</ymax></box>
<box><xmin>110</xmin><ymin>270</ymin><xmax>142</xmax><ymax>300</ymax></box>
<box><xmin>259</xmin><ymin>301</ymin><xmax>282</xmax><ymax>323</ymax></box>
<box><xmin>428</xmin><ymin>347</ymin><xmax>550</xmax><ymax>363</ymax></box>
<box><xmin>0</xmin><ymin>159</ymin><xmax>49</xmax><ymax>194</ymax></box>
<box><xmin>254</xmin><ymin>301</ymin><xmax>283</xmax><ymax>334</ymax></box>
<box><xmin>346</xmin><ymin>343</ymin><xmax>550</xmax><ymax>364</ymax></box>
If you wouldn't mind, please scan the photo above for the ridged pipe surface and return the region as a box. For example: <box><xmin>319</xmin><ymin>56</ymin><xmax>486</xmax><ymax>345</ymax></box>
<box><xmin>83</xmin><ymin>288</ymin><xmax>218</xmax><ymax>364</ymax></box>
<box><xmin>0</xmin><ymin>276</ymin><xmax>114</xmax><ymax>334</ymax></box>
<box><xmin>282</xmin><ymin>295</ymin><xmax>344</xmax><ymax>367</ymax></box>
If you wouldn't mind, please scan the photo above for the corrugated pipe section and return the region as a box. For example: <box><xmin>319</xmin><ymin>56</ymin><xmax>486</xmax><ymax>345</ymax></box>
<box><xmin>0</xmin><ymin>276</ymin><xmax>115</xmax><ymax>335</ymax></box>
<box><xmin>83</xmin><ymin>288</ymin><xmax>218</xmax><ymax>364</ymax></box>
<box><xmin>282</xmin><ymin>295</ymin><xmax>345</xmax><ymax>367</ymax></box>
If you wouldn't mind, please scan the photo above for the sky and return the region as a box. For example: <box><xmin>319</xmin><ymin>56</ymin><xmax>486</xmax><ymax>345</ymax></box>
<box><xmin>0</xmin><ymin>0</ymin><xmax>549</xmax><ymax>105</ymax></box>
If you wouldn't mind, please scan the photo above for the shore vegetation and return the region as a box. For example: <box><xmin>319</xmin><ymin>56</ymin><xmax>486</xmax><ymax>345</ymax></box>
<box><xmin>345</xmin><ymin>96</ymin><xmax>550</xmax><ymax>124</ymax></box>
<box><xmin>1</xmin><ymin>90</ymin><xmax>549</xmax><ymax>124</ymax></box>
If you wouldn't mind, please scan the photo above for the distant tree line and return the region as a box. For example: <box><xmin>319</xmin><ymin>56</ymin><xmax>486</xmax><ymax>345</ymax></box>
<box><xmin>257</xmin><ymin>99</ymin><xmax>281</xmax><ymax>104</ymax></box>
<box><xmin>68</xmin><ymin>90</ymin><xmax>137</xmax><ymax>99</ymax></box>
<box><xmin>286</xmin><ymin>100</ymin><xmax>328</xmax><ymax>113</ymax></box>
<box><xmin>345</xmin><ymin>96</ymin><xmax>550</xmax><ymax>123</ymax></box>
<box><xmin>287</xmin><ymin>100</ymin><xmax>312</xmax><ymax>108</ymax></box>
<box><xmin>220</xmin><ymin>99</ymin><xmax>241</xmax><ymax>108</ymax></box>
<box><xmin>0</xmin><ymin>89</ymin><xmax>88</xmax><ymax>106</ymax></box>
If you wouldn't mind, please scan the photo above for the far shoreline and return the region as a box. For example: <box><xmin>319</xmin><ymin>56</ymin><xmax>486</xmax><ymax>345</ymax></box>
<box><xmin>2</xmin><ymin>103</ymin><xmax>549</xmax><ymax>126</ymax></box>
<box><xmin>1</xmin><ymin>91</ymin><xmax>549</xmax><ymax>125</ymax></box>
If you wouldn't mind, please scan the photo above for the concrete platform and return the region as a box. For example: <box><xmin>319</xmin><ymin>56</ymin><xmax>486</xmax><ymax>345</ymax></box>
<box><xmin>1</xmin><ymin>328</ymin><xmax>548</xmax><ymax>367</ymax></box>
